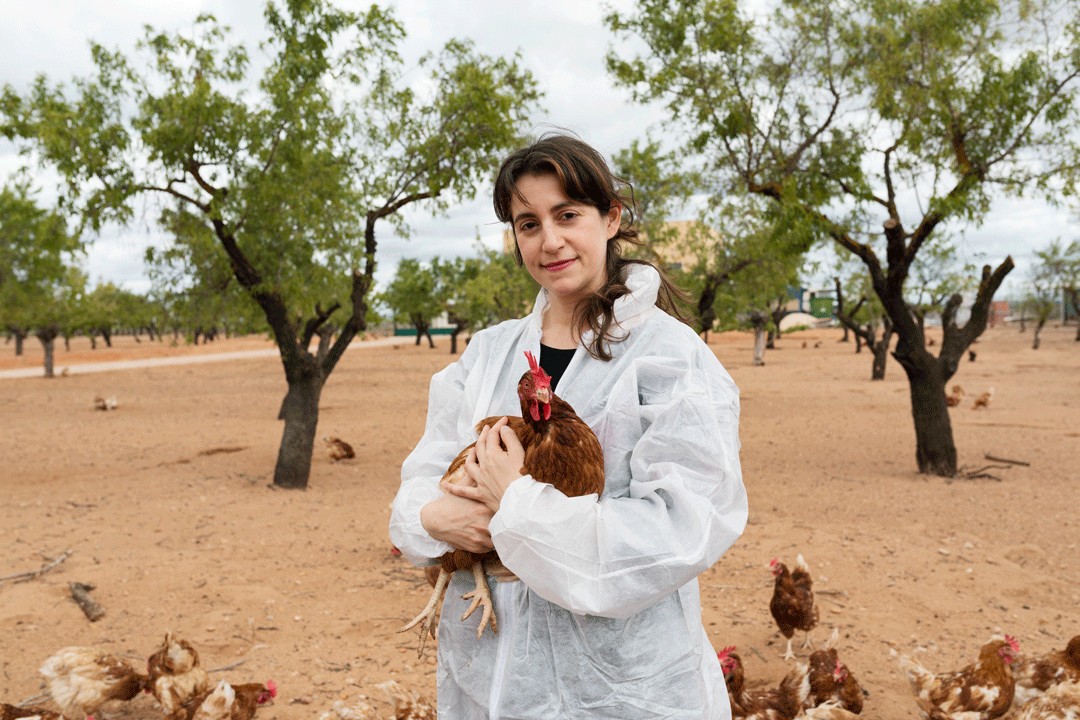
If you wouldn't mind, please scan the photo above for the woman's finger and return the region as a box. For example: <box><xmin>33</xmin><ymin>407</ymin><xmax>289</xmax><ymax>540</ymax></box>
<box><xmin>498</xmin><ymin>424</ymin><xmax>523</xmax><ymax>453</ymax></box>
<box><xmin>444</xmin><ymin>482</ymin><xmax>481</xmax><ymax>502</ymax></box>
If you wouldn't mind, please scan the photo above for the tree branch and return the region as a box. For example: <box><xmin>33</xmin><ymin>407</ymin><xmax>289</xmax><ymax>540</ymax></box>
<box><xmin>301</xmin><ymin>302</ymin><xmax>340</xmax><ymax>350</ymax></box>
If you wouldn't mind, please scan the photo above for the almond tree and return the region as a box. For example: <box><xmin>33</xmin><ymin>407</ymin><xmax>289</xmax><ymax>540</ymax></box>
<box><xmin>2</xmin><ymin>1</ymin><xmax>539</xmax><ymax>488</ymax></box>
<box><xmin>608</xmin><ymin>0</ymin><xmax>1080</xmax><ymax>476</ymax></box>
<box><xmin>380</xmin><ymin>257</ymin><xmax>441</xmax><ymax>348</ymax></box>
<box><xmin>0</xmin><ymin>180</ymin><xmax>83</xmax><ymax>376</ymax></box>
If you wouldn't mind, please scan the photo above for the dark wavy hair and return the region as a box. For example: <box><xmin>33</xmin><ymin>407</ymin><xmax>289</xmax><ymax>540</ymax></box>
<box><xmin>493</xmin><ymin>134</ymin><xmax>687</xmax><ymax>361</ymax></box>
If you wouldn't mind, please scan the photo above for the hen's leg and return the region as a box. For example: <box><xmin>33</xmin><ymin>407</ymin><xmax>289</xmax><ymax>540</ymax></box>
<box><xmin>801</xmin><ymin>630</ymin><xmax>814</xmax><ymax>649</ymax></box>
<box><xmin>460</xmin><ymin>562</ymin><xmax>498</xmax><ymax>638</ymax></box>
<box><xmin>782</xmin><ymin>638</ymin><xmax>796</xmax><ymax>661</ymax></box>
<box><xmin>398</xmin><ymin>568</ymin><xmax>450</xmax><ymax>657</ymax></box>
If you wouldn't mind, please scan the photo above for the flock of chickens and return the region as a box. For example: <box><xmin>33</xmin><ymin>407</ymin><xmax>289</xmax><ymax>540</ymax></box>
<box><xmin>728</xmin><ymin>554</ymin><xmax>1080</xmax><ymax>719</ymax></box>
<box><xmin>1</xmin><ymin>634</ymin><xmax>275</xmax><ymax>720</ymax></box>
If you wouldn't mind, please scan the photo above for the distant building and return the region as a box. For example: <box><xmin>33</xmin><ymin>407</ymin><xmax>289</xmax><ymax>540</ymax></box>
<box><xmin>989</xmin><ymin>300</ymin><xmax>1010</xmax><ymax>327</ymax></box>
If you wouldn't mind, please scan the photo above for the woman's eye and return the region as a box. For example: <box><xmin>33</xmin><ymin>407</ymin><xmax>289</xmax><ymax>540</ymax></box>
<box><xmin>518</xmin><ymin>221</ymin><xmax>537</xmax><ymax>233</ymax></box>
<box><xmin>560</xmin><ymin>211</ymin><xmax>578</xmax><ymax>221</ymax></box>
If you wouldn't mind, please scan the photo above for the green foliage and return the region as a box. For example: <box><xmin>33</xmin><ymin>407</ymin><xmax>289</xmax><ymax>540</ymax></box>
<box><xmin>379</xmin><ymin>257</ymin><xmax>442</xmax><ymax>328</ymax></box>
<box><xmin>457</xmin><ymin>245</ymin><xmax>539</xmax><ymax>329</ymax></box>
<box><xmin>906</xmin><ymin>239</ymin><xmax>979</xmax><ymax>321</ymax></box>
<box><xmin>607</xmin><ymin>0</ymin><xmax>1080</xmax><ymax>289</ymax></box>
<box><xmin>379</xmin><ymin>245</ymin><xmax>540</xmax><ymax>336</ymax></box>
<box><xmin>1027</xmin><ymin>238</ymin><xmax>1080</xmax><ymax>320</ymax></box>
<box><xmin>0</xmin><ymin>179</ymin><xmax>84</xmax><ymax>336</ymax></box>
<box><xmin>2</xmin><ymin>0</ymin><xmax>540</xmax><ymax>361</ymax></box>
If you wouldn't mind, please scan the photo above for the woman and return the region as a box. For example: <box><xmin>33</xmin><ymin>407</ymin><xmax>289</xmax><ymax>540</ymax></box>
<box><xmin>390</xmin><ymin>135</ymin><xmax>747</xmax><ymax>719</ymax></box>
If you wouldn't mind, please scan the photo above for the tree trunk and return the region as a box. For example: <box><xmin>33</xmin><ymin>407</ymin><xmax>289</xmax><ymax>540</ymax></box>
<box><xmin>871</xmin><ymin>337</ymin><xmax>889</xmax><ymax>380</ymax></box>
<box><xmin>900</xmin><ymin>354</ymin><xmax>957</xmax><ymax>476</ymax></box>
<box><xmin>12</xmin><ymin>329</ymin><xmax>25</xmax><ymax>356</ymax></box>
<box><xmin>766</xmin><ymin>327</ymin><xmax>776</xmax><ymax>349</ymax></box>
<box><xmin>870</xmin><ymin>320</ymin><xmax>893</xmax><ymax>381</ymax></box>
<box><xmin>35</xmin><ymin>326</ymin><xmax>59</xmax><ymax>378</ymax></box>
<box><xmin>274</xmin><ymin>366</ymin><xmax>324</xmax><ymax>489</ymax></box>
<box><xmin>697</xmin><ymin>277</ymin><xmax>718</xmax><ymax>338</ymax></box>
<box><xmin>750</xmin><ymin>312</ymin><xmax>768</xmax><ymax>366</ymax></box>
<box><xmin>102</xmin><ymin>329</ymin><xmax>112</xmax><ymax>347</ymax></box>
<box><xmin>854</xmin><ymin>334</ymin><xmax>862</xmax><ymax>353</ymax></box>
<box><xmin>840</xmin><ymin>325</ymin><xmax>849</xmax><ymax>342</ymax></box>
<box><xmin>1032</xmin><ymin>317</ymin><xmax>1047</xmax><ymax>350</ymax></box>
<box><xmin>886</xmin><ymin>259</ymin><xmax>1012</xmax><ymax>478</ymax></box>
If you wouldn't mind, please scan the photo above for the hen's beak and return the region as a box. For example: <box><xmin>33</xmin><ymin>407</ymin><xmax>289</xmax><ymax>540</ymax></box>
<box><xmin>535</xmin><ymin>387</ymin><xmax>551</xmax><ymax>404</ymax></box>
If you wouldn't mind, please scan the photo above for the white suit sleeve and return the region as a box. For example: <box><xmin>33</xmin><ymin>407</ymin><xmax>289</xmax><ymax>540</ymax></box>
<box><xmin>488</xmin><ymin>353</ymin><xmax>748</xmax><ymax>618</ymax></box>
<box><xmin>389</xmin><ymin>352</ymin><xmax>473</xmax><ymax>566</ymax></box>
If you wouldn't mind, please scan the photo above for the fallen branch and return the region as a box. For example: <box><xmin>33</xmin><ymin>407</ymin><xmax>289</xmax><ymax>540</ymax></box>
<box><xmin>208</xmin><ymin>659</ymin><xmax>247</xmax><ymax>673</ymax></box>
<box><xmin>953</xmin><ymin>464</ymin><xmax>1009</xmax><ymax>482</ymax></box>
<box><xmin>984</xmin><ymin>453</ymin><xmax>1030</xmax><ymax>467</ymax></box>
<box><xmin>0</xmin><ymin>549</ymin><xmax>72</xmax><ymax>585</ymax></box>
<box><xmin>69</xmin><ymin>582</ymin><xmax>105</xmax><ymax>621</ymax></box>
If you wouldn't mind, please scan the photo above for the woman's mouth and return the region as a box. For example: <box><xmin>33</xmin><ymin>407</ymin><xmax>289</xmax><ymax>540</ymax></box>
<box><xmin>542</xmin><ymin>259</ymin><xmax>575</xmax><ymax>272</ymax></box>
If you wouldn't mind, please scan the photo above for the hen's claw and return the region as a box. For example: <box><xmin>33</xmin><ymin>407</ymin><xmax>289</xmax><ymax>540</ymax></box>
<box><xmin>460</xmin><ymin>563</ymin><xmax>498</xmax><ymax>638</ymax></box>
<box><xmin>398</xmin><ymin>568</ymin><xmax>450</xmax><ymax>658</ymax></box>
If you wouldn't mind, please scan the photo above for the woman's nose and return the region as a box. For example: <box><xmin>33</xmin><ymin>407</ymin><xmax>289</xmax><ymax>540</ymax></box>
<box><xmin>540</xmin><ymin>223</ymin><xmax>563</xmax><ymax>252</ymax></box>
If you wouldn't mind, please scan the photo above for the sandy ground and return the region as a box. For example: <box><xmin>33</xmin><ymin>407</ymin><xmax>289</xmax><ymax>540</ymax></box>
<box><xmin>0</xmin><ymin>324</ymin><xmax>1077</xmax><ymax>719</ymax></box>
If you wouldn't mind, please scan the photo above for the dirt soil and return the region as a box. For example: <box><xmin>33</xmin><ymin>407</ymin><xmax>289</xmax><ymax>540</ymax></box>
<box><xmin>1</xmin><ymin>324</ymin><xmax>1077</xmax><ymax>719</ymax></box>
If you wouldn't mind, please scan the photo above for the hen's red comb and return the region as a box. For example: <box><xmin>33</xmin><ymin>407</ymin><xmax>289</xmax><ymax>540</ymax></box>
<box><xmin>265</xmin><ymin>679</ymin><xmax>277</xmax><ymax>698</ymax></box>
<box><xmin>717</xmin><ymin>645</ymin><xmax>736</xmax><ymax>658</ymax></box>
<box><xmin>1005</xmin><ymin>635</ymin><xmax>1020</xmax><ymax>653</ymax></box>
<box><xmin>525</xmin><ymin>350</ymin><xmax>541</xmax><ymax>374</ymax></box>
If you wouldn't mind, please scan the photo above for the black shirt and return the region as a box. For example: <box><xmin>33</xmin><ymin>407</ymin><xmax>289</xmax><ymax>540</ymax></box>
<box><xmin>539</xmin><ymin>344</ymin><xmax>576</xmax><ymax>392</ymax></box>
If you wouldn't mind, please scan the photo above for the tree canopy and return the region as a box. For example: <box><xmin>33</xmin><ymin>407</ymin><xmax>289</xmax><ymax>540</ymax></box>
<box><xmin>607</xmin><ymin>0</ymin><xmax>1080</xmax><ymax>475</ymax></box>
<box><xmin>2</xmin><ymin>0</ymin><xmax>541</xmax><ymax>487</ymax></box>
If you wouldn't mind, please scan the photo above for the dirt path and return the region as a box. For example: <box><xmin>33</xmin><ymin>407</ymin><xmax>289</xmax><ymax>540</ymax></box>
<box><xmin>0</xmin><ymin>335</ymin><xmax>408</xmax><ymax>379</ymax></box>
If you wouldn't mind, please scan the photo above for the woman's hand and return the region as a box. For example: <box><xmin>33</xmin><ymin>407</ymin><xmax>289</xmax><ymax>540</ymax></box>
<box><xmin>445</xmin><ymin>417</ymin><xmax>525</xmax><ymax>514</ymax></box>
<box><xmin>420</xmin><ymin>492</ymin><xmax>495</xmax><ymax>554</ymax></box>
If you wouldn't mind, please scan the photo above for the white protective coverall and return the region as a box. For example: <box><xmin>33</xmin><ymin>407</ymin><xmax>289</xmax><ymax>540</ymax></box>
<box><xmin>390</xmin><ymin>264</ymin><xmax>748</xmax><ymax>719</ymax></box>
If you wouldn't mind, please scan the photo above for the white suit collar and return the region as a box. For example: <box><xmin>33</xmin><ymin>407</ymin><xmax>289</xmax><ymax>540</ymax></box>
<box><xmin>527</xmin><ymin>263</ymin><xmax>661</xmax><ymax>341</ymax></box>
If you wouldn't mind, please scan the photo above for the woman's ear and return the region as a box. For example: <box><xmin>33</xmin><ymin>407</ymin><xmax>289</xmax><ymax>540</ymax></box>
<box><xmin>605</xmin><ymin>203</ymin><xmax>622</xmax><ymax>239</ymax></box>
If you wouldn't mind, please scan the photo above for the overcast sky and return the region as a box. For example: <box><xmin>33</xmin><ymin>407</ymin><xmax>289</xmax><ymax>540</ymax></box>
<box><xmin>2</xmin><ymin>0</ymin><xmax>1077</xmax><ymax>299</ymax></box>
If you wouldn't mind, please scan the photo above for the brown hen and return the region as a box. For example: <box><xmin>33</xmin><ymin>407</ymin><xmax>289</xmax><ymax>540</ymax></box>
<box><xmin>718</xmin><ymin>646</ymin><xmax>809</xmax><ymax>719</ymax></box>
<box><xmin>169</xmin><ymin>680</ymin><xmax>276</xmax><ymax>720</ymax></box>
<box><xmin>898</xmin><ymin>635</ymin><xmax>1020</xmax><ymax>719</ymax></box>
<box><xmin>147</xmin><ymin>633</ymin><xmax>213</xmax><ymax>717</ymax></box>
<box><xmin>770</xmin><ymin>554</ymin><xmax>819</xmax><ymax>660</ymax></box>
<box><xmin>1013</xmin><ymin>634</ymin><xmax>1080</xmax><ymax>709</ymax></box>
<box><xmin>805</xmin><ymin>647</ymin><xmax>864</xmax><ymax>714</ymax></box>
<box><xmin>39</xmin><ymin>646</ymin><xmax>146</xmax><ymax>720</ymax></box>
<box><xmin>398</xmin><ymin>350</ymin><xmax>605</xmax><ymax>652</ymax></box>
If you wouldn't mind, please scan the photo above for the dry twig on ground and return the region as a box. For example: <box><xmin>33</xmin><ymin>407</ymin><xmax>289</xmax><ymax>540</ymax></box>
<box><xmin>0</xmin><ymin>549</ymin><xmax>72</xmax><ymax>586</ymax></box>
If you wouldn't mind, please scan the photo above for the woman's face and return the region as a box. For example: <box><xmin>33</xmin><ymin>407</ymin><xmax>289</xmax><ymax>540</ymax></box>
<box><xmin>509</xmin><ymin>173</ymin><xmax>621</xmax><ymax>306</ymax></box>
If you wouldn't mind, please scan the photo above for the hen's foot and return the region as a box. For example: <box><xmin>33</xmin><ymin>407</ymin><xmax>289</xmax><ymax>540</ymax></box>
<box><xmin>782</xmin><ymin>638</ymin><xmax>796</xmax><ymax>661</ymax></box>
<box><xmin>398</xmin><ymin>568</ymin><xmax>450</xmax><ymax>657</ymax></box>
<box><xmin>460</xmin><ymin>563</ymin><xmax>498</xmax><ymax>638</ymax></box>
